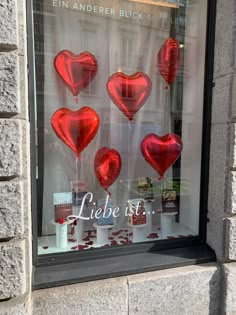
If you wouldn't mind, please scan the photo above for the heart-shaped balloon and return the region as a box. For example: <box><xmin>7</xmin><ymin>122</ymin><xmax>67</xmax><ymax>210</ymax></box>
<box><xmin>157</xmin><ymin>38</ymin><xmax>181</xmax><ymax>85</ymax></box>
<box><xmin>106</xmin><ymin>72</ymin><xmax>152</xmax><ymax>121</ymax></box>
<box><xmin>54</xmin><ymin>50</ymin><xmax>98</xmax><ymax>96</ymax></box>
<box><xmin>94</xmin><ymin>147</ymin><xmax>122</xmax><ymax>194</ymax></box>
<box><xmin>140</xmin><ymin>133</ymin><xmax>183</xmax><ymax>180</ymax></box>
<box><xmin>51</xmin><ymin>107</ymin><xmax>100</xmax><ymax>158</ymax></box>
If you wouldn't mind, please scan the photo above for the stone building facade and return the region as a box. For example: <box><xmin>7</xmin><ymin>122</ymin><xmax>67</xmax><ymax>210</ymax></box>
<box><xmin>0</xmin><ymin>0</ymin><xmax>236</xmax><ymax>314</ymax></box>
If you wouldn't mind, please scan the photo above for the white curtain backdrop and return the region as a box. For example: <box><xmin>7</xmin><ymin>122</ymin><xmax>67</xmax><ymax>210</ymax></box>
<box><xmin>40</xmin><ymin>0</ymin><xmax>207</xmax><ymax>236</ymax></box>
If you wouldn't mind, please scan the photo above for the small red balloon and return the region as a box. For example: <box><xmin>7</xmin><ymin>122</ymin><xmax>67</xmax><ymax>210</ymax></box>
<box><xmin>54</xmin><ymin>50</ymin><xmax>98</xmax><ymax>96</ymax></box>
<box><xmin>158</xmin><ymin>38</ymin><xmax>181</xmax><ymax>85</ymax></box>
<box><xmin>94</xmin><ymin>147</ymin><xmax>122</xmax><ymax>194</ymax></box>
<box><xmin>51</xmin><ymin>106</ymin><xmax>100</xmax><ymax>158</ymax></box>
<box><xmin>140</xmin><ymin>133</ymin><xmax>183</xmax><ymax>180</ymax></box>
<box><xmin>107</xmin><ymin>72</ymin><xmax>152</xmax><ymax>121</ymax></box>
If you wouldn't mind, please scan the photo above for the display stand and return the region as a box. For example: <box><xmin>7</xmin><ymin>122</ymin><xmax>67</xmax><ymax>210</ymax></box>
<box><xmin>144</xmin><ymin>200</ymin><xmax>154</xmax><ymax>235</ymax></box>
<box><xmin>76</xmin><ymin>219</ymin><xmax>84</xmax><ymax>243</ymax></box>
<box><xmin>93</xmin><ymin>223</ymin><xmax>114</xmax><ymax>246</ymax></box>
<box><xmin>127</xmin><ymin>222</ymin><xmax>148</xmax><ymax>243</ymax></box>
<box><xmin>51</xmin><ymin>220</ymin><xmax>71</xmax><ymax>249</ymax></box>
<box><xmin>161</xmin><ymin>212</ymin><xmax>177</xmax><ymax>238</ymax></box>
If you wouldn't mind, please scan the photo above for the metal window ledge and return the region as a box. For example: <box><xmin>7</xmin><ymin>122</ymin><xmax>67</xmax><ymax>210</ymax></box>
<box><xmin>33</xmin><ymin>244</ymin><xmax>215</xmax><ymax>289</ymax></box>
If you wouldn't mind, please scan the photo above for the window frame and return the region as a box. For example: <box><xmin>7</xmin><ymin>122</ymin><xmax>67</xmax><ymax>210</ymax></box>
<box><xmin>27</xmin><ymin>0</ymin><xmax>217</xmax><ymax>289</ymax></box>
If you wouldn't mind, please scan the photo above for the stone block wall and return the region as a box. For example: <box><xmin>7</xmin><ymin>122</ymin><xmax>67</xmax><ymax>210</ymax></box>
<box><xmin>0</xmin><ymin>0</ymin><xmax>31</xmax><ymax>314</ymax></box>
<box><xmin>32</xmin><ymin>264</ymin><xmax>220</xmax><ymax>315</ymax></box>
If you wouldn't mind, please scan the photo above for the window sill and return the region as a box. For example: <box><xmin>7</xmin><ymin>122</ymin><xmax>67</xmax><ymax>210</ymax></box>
<box><xmin>33</xmin><ymin>244</ymin><xmax>215</xmax><ymax>290</ymax></box>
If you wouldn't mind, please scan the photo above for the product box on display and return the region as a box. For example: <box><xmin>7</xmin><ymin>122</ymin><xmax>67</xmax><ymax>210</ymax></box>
<box><xmin>138</xmin><ymin>177</ymin><xmax>154</xmax><ymax>200</ymax></box>
<box><xmin>161</xmin><ymin>190</ymin><xmax>178</xmax><ymax>213</ymax></box>
<box><xmin>71</xmin><ymin>180</ymin><xmax>88</xmax><ymax>206</ymax></box>
<box><xmin>53</xmin><ymin>192</ymin><xmax>72</xmax><ymax>222</ymax></box>
<box><xmin>128</xmin><ymin>198</ymin><xmax>147</xmax><ymax>225</ymax></box>
<box><xmin>96</xmin><ymin>199</ymin><xmax>114</xmax><ymax>225</ymax></box>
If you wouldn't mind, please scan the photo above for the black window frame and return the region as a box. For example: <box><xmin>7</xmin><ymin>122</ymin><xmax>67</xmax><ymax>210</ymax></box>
<box><xmin>27</xmin><ymin>0</ymin><xmax>217</xmax><ymax>289</ymax></box>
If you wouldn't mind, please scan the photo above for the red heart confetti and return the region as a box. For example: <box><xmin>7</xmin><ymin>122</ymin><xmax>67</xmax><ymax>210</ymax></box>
<box><xmin>68</xmin><ymin>238</ymin><xmax>76</xmax><ymax>242</ymax></box>
<box><xmin>85</xmin><ymin>241</ymin><xmax>93</xmax><ymax>246</ymax></box>
<box><xmin>78</xmin><ymin>245</ymin><xmax>89</xmax><ymax>250</ymax></box>
<box><xmin>147</xmin><ymin>233</ymin><xmax>158</xmax><ymax>239</ymax></box>
<box><xmin>111</xmin><ymin>240</ymin><xmax>118</xmax><ymax>246</ymax></box>
<box><xmin>71</xmin><ymin>246</ymin><xmax>78</xmax><ymax>250</ymax></box>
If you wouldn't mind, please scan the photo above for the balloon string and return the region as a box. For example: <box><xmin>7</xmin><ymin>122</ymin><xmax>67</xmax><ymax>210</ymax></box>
<box><xmin>128</xmin><ymin>123</ymin><xmax>131</xmax><ymax>193</ymax></box>
<box><xmin>75</xmin><ymin>157</ymin><xmax>79</xmax><ymax>215</ymax></box>
<box><xmin>165</xmin><ymin>87</ymin><xmax>170</xmax><ymax>134</ymax></box>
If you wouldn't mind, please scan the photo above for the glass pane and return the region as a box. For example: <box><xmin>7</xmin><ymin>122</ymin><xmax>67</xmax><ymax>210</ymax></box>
<box><xmin>33</xmin><ymin>0</ymin><xmax>208</xmax><ymax>255</ymax></box>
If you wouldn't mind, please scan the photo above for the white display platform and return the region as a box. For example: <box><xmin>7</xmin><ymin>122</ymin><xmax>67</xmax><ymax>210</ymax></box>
<box><xmin>161</xmin><ymin>212</ymin><xmax>178</xmax><ymax>238</ymax></box>
<box><xmin>93</xmin><ymin>223</ymin><xmax>114</xmax><ymax>246</ymax></box>
<box><xmin>144</xmin><ymin>200</ymin><xmax>155</xmax><ymax>235</ymax></box>
<box><xmin>127</xmin><ymin>222</ymin><xmax>148</xmax><ymax>243</ymax></box>
<box><xmin>51</xmin><ymin>220</ymin><xmax>71</xmax><ymax>249</ymax></box>
<box><xmin>76</xmin><ymin>219</ymin><xmax>84</xmax><ymax>242</ymax></box>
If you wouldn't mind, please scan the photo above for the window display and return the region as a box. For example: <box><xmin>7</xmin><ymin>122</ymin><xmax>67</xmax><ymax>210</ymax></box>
<box><xmin>33</xmin><ymin>0</ymin><xmax>208</xmax><ymax>255</ymax></box>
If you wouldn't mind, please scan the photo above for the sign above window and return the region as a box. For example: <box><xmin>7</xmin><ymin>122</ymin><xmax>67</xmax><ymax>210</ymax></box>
<box><xmin>128</xmin><ymin>0</ymin><xmax>191</xmax><ymax>8</ymax></box>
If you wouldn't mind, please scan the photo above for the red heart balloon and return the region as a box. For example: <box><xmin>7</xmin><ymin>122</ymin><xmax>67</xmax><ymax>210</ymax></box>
<box><xmin>94</xmin><ymin>147</ymin><xmax>122</xmax><ymax>194</ymax></box>
<box><xmin>157</xmin><ymin>38</ymin><xmax>181</xmax><ymax>85</ymax></box>
<box><xmin>106</xmin><ymin>72</ymin><xmax>152</xmax><ymax>121</ymax></box>
<box><xmin>140</xmin><ymin>133</ymin><xmax>183</xmax><ymax>180</ymax></box>
<box><xmin>51</xmin><ymin>107</ymin><xmax>100</xmax><ymax>158</ymax></box>
<box><xmin>54</xmin><ymin>50</ymin><xmax>98</xmax><ymax>96</ymax></box>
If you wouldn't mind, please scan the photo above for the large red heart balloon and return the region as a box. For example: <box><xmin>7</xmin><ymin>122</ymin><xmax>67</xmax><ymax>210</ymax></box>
<box><xmin>94</xmin><ymin>147</ymin><xmax>122</xmax><ymax>194</ymax></box>
<box><xmin>157</xmin><ymin>38</ymin><xmax>181</xmax><ymax>85</ymax></box>
<box><xmin>140</xmin><ymin>133</ymin><xmax>183</xmax><ymax>180</ymax></box>
<box><xmin>54</xmin><ymin>50</ymin><xmax>98</xmax><ymax>96</ymax></box>
<box><xmin>106</xmin><ymin>72</ymin><xmax>152</xmax><ymax>121</ymax></box>
<box><xmin>51</xmin><ymin>107</ymin><xmax>100</xmax><ymax>158</ymax></box>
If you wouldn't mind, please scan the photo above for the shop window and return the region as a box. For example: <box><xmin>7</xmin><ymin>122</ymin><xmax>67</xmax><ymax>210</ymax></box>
<box><xmin>30</xmin><ymin>0</ymin><xmax>216</xmax><ymax>287</ymax></box>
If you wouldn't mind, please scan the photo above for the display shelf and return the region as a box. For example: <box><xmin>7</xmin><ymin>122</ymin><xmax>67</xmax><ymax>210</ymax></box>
<box><xmin>38</xmin><ymin>223</ymin><xmax>195</xmax><ymax>255</ymax></box>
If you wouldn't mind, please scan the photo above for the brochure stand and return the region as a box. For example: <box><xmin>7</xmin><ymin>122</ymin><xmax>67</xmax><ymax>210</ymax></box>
<box><xmin>93</xmin><ymin>223</ymin><xmax>114</xmax><ymax>245</ymax></box>
<box><xmin>161</xmin><ymin>212</ymin><xmax>177</xmax><ymax>238</ymax></box>
<box><xmin>127</xmin><ymin>222</ymin><xmax>148</xmax><ymax>243</ymax></box>
<box><xmin>76</xmin><ymin>219</ymin><xmax>84</xmax><ymax>243</ymax></box>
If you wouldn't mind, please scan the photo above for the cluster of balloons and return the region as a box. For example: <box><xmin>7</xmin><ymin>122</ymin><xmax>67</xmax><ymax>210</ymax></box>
<box><xmin>51</xmin><ymin>38</ymin><xmax>182</xmax><ymax>193</ymax></box>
